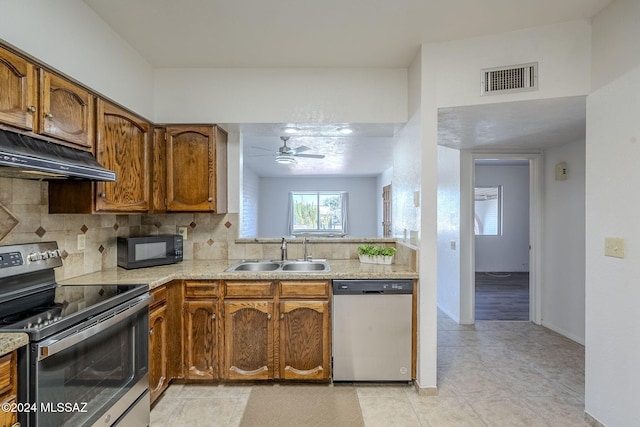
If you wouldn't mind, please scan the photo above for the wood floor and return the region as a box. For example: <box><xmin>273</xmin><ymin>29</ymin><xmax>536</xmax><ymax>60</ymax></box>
<box><xmin>475</xmin><ymin>272</ymin><xmax>529</xmax><ymax>321</ymax></box>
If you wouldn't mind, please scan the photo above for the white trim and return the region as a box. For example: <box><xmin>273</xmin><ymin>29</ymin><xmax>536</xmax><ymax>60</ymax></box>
<box><xmin>462</xmin><ymin>152</ymin><xmax>544</xmax><ymax>325</ymax></box>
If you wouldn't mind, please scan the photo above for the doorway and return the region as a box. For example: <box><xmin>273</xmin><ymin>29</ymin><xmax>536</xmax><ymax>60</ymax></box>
<box><xmin>474</xmin><ymin>159</ymin><xmax>530</xmax><ymax>321</ymax></box>
<box><xmin>459</xmin><ymin>152</ymin><xmax>543</xmax><ymax>325</ymax></box>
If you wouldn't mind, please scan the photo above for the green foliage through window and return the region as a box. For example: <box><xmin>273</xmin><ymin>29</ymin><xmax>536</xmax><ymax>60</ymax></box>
<box><xmin>290</xmin><ymin>192</ymin><xmax>346</xmax><ymax>234</ymax></box>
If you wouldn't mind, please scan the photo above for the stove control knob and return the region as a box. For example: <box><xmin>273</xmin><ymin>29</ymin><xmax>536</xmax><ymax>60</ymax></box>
<box><xmin>27</xmin><ymin>252</ymin><xmax>42</xmax><ymax>262</ymax></box>
<box><xmin>40</xmin><ymin>251</ymin><xmax>50</xmax><ymax>260</ymax></box>
<box><xmin>48</xmin><ymin>249</ymin><xmax>61</xmax><ymax>259</ymax></box>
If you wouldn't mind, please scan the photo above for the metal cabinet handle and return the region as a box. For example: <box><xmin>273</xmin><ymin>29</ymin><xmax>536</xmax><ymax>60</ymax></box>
<box><xmin>27</xmin><ymin>106</ymin><xmax>36</xmax><ymax>113</ymax></box>
<box><xmin>280</xmin><ymin>313</ymin><xmax>284</xmax><ymax>319</ymax></box>
<box><xmin>212</xmin><ymin>314</ymin><xmax>216</xmax><ymax>320</ymax></box>
<box><xmin>149</xmin><ymin>328</ymin><xmax>153</xmax><ymax>336</ymax></box>
<box><xmin>100</xmin><ymin>193</ymin><xmax>106</xmax><ymax>198</ymax></box>
<box><xmin>45</xmin><ymin>112</ymin><xmax>54</xmax><ymax>119</ymax></box>
<box><xmin>267</xmin><ymin>313</ymin><xmax>272</xmax><ymax>320</ymax></box>
<box><xmin>207</xmin><ymin>197</ymin><xmax>213</xmax><ymax>202</ymax></box>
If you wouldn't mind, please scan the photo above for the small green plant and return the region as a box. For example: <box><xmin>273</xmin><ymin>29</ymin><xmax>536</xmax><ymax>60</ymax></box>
<box><xmin>357</xmin><ymin>244</ymin><xmax>397</xmax><ymax>257</ymax></box>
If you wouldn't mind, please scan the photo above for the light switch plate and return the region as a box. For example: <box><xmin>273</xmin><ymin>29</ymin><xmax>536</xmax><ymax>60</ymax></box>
<box><xmin>604</xmin><ymin>237</ymin><xmax>625</xmax><ymax>258</ymax></box>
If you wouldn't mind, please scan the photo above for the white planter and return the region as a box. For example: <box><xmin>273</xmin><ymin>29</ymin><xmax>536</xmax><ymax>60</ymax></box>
<box><xmin>358</xmin><ymin>254</ymin><xmax>394</xmax><ymax>265</ymax></box>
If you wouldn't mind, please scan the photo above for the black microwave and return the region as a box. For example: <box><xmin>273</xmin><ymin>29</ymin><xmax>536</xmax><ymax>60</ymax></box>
<box><xmin>117</xmin><ymin>235</ymin><xmax>183</xmax><ymax>269</ymax></box>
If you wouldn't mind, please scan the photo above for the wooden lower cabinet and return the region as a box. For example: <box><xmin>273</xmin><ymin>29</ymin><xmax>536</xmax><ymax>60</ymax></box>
<box><xmin>279</xmin><ymin>300</ymin><xmax>330</xmax><ymax>380</ymax></box>
<box><xmin>0</xmin><ymin>351</ymin><xmax>18</xmax><ymax>427</ymax></box>
<box><xmin>223</xmin><ymin>300</ymin><xmax>274</xmax><ymax>380</ymax></box>
<box><xmin>183</xmin><ymin>300</ymin><xmax>218</xmax><ymax>380</ymax></box>
<box><xmin>149</xmin><ymin>302</ymin><xmax>168</xmax><ymax>404</ymax></box>
<box><xmin>183</xmin><ymin>281</ymin><xmax>219</xmax><ymax>380</ymax></box>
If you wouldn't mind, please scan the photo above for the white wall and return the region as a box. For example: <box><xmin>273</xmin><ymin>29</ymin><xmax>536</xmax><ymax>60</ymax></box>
<box><xmin>154</xmin><ymin>68</ymin><xmax>407</xmax><ymax>124</ymax></box>
<box><xmin>437</xmin><ymin>146</ymin><xmax>461</xmax><ymax>322</ymax></box>
<box><xmin>586</xmin><ymin>2</ymin><xmax>640</xmax><ymax>424</ymax></box>
<box><xmin>0</xmin><ymin>0</ymin><xmax>155</xmax><ymax>119</ymax></box>
<box><xmin>542</xmin><ymin>140</ymin><xmax>585</xmax><ymax>344</ymax></box>
<box><xmin>474</xmin><ymin>163</ymin><xmax>530</xmax><ymax>272</ymax></box>
<box><xmin>242</xmin><ymin>167</ymin><xmax>260</xmax><ymax>237</ymax></box>
<box><xmin>257</xmin><ymin>176</ymin><xmax>378</xmax><ymax>237</ymax></box>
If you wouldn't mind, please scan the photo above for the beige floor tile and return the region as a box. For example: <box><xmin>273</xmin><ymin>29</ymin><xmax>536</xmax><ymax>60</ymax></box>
<box><xmin>162</xmin><ymin>397</ymin><xmax>244</xmax><ymax>427</ymax></box>
<box><xmin>410</xmin><ymin>395</ymin><xmax>486</xmax><ymax>427</ymax></box>
<box><xmin>358</xmin><ymin>395</ymin><xmax>422</xmax><ymax>427</ymax></box>
<box><xmin>466</xmin><ymin>398</ymin><xmax>548</xmax><ymax>427</ymax></box>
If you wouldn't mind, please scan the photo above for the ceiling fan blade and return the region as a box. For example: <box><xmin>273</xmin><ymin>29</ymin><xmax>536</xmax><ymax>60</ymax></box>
<box><xmin>247</xmin><ymin>153</ymin><xmax>274</xmax><ymax>157</ymax></box>
<box><xmin>251</xmin><ymin>146</ymin><xmax>275</xmax><ymax>152</ymax></box>
<box><xmin>294</xmin><ymin>153</ymin><xmax>325</xmax><ymax>159</ymax></box>
<box><xmin>292</xmin><ymin>145</ymin><xmax>310</xmax><ymax>154</ymax></box>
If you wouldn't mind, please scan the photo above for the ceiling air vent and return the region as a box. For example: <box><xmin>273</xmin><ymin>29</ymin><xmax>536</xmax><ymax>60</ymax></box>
<box><xmin>481</xmin><ymin>62</ymin><xmax>538</xmax><ymax>96</ymax></box>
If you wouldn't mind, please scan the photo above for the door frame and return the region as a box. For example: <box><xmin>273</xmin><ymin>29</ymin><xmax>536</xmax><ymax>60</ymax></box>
<box><xmin>460</xmin><ymin>151</ymin><xmax>543</xmax><ymax>324</ymax></box>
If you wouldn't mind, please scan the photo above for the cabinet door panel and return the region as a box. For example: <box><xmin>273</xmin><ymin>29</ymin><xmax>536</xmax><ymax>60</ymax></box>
<box><xmin>224</xmin><ymin>301</ymin><xmax>273</xmax><ymax>380</ymax></box>
<box><xmin>166</xmin><ymin>126</ymin><xmax>215</xmax><ymax>211</ymax></box>
<box><xmin>183</xmin><ymin>300</ymin><xmax>217</xmax><ymax>379</ymax></box>
<box><xmin>0</xmin><ymin>47</ymin><xmax>36</xmax><ymax>130</ymax></box>
<box><xmin>95</xmin><ymin>100</ymin><xmax>150</xmax><ymax>212</ymax></box>
<box><xmin>149</xmin><ymin>304</ymin><xmax>168</xmax><ymax>404</ymax></box>
<box><xmin>280</xmin><ymin>301</ymin><xmax>330</xmax><ymax>380</ymax></box>
<box><xmin>39</xmin><ymin>70</ymin><xmax>94</xmax><ymax>150</ymax></box>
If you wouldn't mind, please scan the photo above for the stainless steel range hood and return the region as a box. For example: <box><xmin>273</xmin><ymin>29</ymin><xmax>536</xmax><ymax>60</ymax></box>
<box><xmin>0</xmin><ymin>129</ymin><xmax>116</xmax><ymax>181</ymax></box>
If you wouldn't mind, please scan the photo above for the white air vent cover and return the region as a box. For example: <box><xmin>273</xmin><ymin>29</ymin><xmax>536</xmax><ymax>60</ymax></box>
<box><xmin>481</xmin><ymin>62</ymin><xmax>538</xmax><ymax>96</ymax></box>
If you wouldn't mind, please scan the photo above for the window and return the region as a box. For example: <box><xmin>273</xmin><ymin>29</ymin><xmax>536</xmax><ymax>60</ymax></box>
<box><xmin>289</xmin><ymin>191</ymin><xmax>348</xmax><ymax>235</ymax></box>
<box><xmin>474</xmin><ymin>186</ymin><xmax>502</xmax><ymax>236</ymax></box>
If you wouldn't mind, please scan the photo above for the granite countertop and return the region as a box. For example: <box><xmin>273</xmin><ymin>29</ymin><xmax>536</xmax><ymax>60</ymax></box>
<box><xmin>58</xmin><ymin>259</ymin><xmax>419</xmax><ymax>290</ymax></box>
<box><xmin>0</xmin><ymin>259</ymin><xmax>417</xmax><ymax>356</ymax></box>
<box><xmin>0</xmin><ymin>332</ymin><xmax>29</xmax><ymax>357</ymax></box>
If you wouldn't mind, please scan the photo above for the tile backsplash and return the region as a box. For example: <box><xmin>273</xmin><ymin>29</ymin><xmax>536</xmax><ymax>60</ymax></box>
<box><xmin>0</xmin><ymin>177</ymin><xmax>416</xmax><ymax>281</ymax></box>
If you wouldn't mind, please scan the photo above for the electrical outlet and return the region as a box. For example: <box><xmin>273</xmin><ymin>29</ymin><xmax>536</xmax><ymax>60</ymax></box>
<box><xmin>604</xmin><ymin>237</ymin><xmax>625</xmax><ymax>258</ymax></box>
<box><xmin>77</xmin><ymin>234</ymin><xmax>86</xmax><ymax>250</ymax></box>
<box><xmin>178</xmin><ymin>226</ymin><xmax>188</xmax><ymax>240</ymax></box>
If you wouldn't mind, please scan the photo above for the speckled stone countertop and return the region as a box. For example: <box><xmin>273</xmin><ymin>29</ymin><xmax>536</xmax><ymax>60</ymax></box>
<box><xmin>0</xmin><ymin>260</ymin><xmax>417</xmax><ymax>354</ymax></box>
<box><xmin>58</xmin><ymin>259</ymin><xmax>418</xmax><ymax>290</ymax></box>
<box><xmin>0</xmin><ymin>332</ymin><xmax>29</xmax><ymax>357</ymax></box>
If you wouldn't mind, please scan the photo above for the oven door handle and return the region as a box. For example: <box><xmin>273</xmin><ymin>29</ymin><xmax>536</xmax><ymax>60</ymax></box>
<box><xmin>37</xmin><ymin>294</ymin><xmax>150</xmax><ymax>361</ymax></box>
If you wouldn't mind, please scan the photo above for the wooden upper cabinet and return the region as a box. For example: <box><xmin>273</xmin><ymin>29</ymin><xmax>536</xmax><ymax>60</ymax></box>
<box><xmin>95</xmin><ymin>99</ymin><xmax>150</xmax><ymax>212</ymax></box>
<box><xmin>0</xmin><ymin>46</ymin><xmax>37</xmax><ymax>131</ymax></box>
<box><xmin>165</xmin><ymin>125</ymin><xmax>227</xmax><ymax>212</ymax></box>
<box><xmin>38</xmin><ymin>70</ymin><xmax>94</xmax><ymax>150</ymax></box>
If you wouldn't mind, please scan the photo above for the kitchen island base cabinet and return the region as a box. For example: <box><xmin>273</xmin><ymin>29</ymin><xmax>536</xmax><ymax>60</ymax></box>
<box><xmin>223</xmin><ymin>301</ymin><xmax>274</xmax><ymax>380</ymax></box>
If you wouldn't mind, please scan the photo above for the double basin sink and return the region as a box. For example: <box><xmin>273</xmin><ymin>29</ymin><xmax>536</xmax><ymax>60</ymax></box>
<box><xmin>226</xmin><ymin>259</ymin><xmax>330</xmax><ymax>272</ymax></box>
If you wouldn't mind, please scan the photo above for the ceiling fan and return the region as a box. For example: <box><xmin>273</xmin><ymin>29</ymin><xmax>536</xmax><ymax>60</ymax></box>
<box><xmin>251</xmin><ymin>136</ymin><xmax>326</xmax><ymax>164</ymax></box>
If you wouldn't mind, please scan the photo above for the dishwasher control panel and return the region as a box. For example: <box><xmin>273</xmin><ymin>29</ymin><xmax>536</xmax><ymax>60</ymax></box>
<box><xmin>332</xmin><ymin>279</ymin><xmax>413</xmax><ymax>294</ymax></box>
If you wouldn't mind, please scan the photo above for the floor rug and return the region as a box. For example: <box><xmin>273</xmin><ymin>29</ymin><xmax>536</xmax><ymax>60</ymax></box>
<box><xmin>239</xmin><ymin>384</ymin><xmax>365</xmax><ymax>427</ymax></box>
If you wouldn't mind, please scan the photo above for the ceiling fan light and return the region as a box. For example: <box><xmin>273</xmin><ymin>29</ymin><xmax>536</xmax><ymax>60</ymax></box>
<box><xmin>337</xmin><ymin>127</ymin><xmax>353</xmax><ymax>135</ymax></box>
<box><xmin>275</xmin><ymin>154</ymin><xmax>296</xmax><ymax>164</ymax></box>
<box><xmin>282</xmin><ymin>126</ymin><xmax>299</xmax><ymax>134</ymax></box>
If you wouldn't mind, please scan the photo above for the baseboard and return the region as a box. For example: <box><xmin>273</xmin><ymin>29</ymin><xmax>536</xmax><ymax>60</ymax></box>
<box><xmin>541</xmin><ymin>320</ymin><xmax>585</xmax><ymax>345</ymax></box>
<box><xmin>584</xmin><ymin>411</ymin><xmax>606</xmax><ymax>427</ymax></box>
<box><xmin>436</xmin><ymin>304</ymin><xmax>460</xmax><ymax>323</ymax></box>
<box><xmin>413</xmin><ymin>380</ymin><xmax>437</xmax><ymax>396</ymax></box>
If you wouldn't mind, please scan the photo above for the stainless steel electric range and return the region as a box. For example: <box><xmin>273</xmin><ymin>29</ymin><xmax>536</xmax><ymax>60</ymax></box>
<box><xmin>0</xmin><ymin>242</ymin><xmax>150</xmax><ymax>427</ymax></box>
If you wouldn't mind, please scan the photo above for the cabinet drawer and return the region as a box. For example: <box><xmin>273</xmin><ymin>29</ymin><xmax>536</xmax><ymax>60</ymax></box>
<box><xmin>225</xmin><ymin>281</ymin><xmax>274</xmax><ymax>298</ymax></box>
<box><xmin>0</xmin><ymin>352</ymin><xmax>14</xmax><ymax>396</ymax></box>
<box><xmin>279</xmin><ymin>281</ymin><xmax>329</xmax><ymax>298</ymax></box>
<box><xmin>185</xmin><ymin>281</ymin><xmax>219</xmax><ymax>298</ymax></box>
<box><xmin>149</xmin><ymin>285</ymin><xmax>167</xmax><ymax>309</ymax></box>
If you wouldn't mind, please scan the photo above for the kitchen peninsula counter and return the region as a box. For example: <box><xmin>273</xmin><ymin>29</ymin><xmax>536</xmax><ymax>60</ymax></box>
<box><xmin>58</xmin><ymin>259</ymin><xmax>419</xmax><ymax>290</ymax></box>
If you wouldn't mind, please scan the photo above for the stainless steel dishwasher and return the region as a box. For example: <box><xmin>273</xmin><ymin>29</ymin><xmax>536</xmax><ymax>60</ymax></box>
<box><xmin>332</xmin><ymin>279</ymin><xmax>413</xmax><ymax>382</ymax></box>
